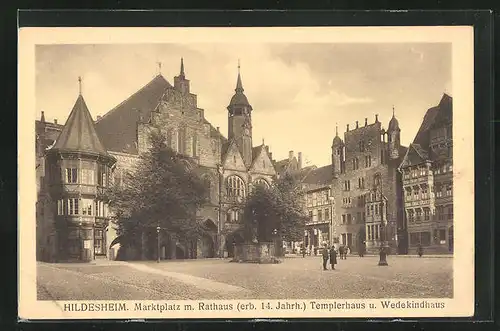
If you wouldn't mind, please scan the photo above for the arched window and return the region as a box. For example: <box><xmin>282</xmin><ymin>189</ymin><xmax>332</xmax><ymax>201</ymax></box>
<box><xmin>226</xmin><ymin>176</ymin><xmax>245</xmax><ymax>197</ymax></box>
<box><xmin>254</xmin><ymin>178</ymin><xmax>270</xmax><ymax>189</ymax></box>
<box><xmin>192</xmin><ymin>133</ymin><xmax>198</xmax><ymax>157</ymax></box>
<box><xmin>177</xmin><ymin>127</ymin><xmax>186</xmax><ymax>154</ymax></box>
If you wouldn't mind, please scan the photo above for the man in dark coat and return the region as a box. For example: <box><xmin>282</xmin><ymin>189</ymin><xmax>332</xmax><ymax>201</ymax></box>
<box><xmin>329</xmin><ymin>246</ymin><xmax>337</xmax><ymax>270</ymax></box>
<box><xmin>338</xmin><ymin>245</ymin><xmax>344</xmax><ymax>260</ymax></box>
<box><xmin>321</xmin><ymin>244</ymin><xmax>329</xmax><ymax>270</ymax></box>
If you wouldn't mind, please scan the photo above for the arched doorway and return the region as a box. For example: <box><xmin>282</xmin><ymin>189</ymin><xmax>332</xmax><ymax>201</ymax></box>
<box><xmin>448</xmin><ymin>226</ymin><xmax>454</xmax><ymax>253</ymax></box>
<box><xmin>199</xmin><ymin>219</ymin><xmax>217</xmax><ymax>258</ymax></box>
<box><xmin>225</xmin><ymin>231</ymin><xmax>244</xmax><ymax>258</ymax></box>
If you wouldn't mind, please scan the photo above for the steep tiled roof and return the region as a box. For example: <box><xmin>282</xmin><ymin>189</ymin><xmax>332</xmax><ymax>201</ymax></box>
<box><xmin>274</xmin><ymin>159</ymin><xmax>290</xmax><ymax>174</ymax></box>
<box><xmin>95</xmin><ymin>74</ymin><xmax>172</xmax><ymax>154</ymax></box>
<box><xmin>399</xmin><ymin>143</ymin><xmax>429</xmax><ymax>168</ymax></box>
<box><xmin>52</xmin><ymin>95</ymin><xmax>108</xmax><ymax>156</ymax></box>
<box><xmin>302</xmin><ymin>164</ymin><xmax>333</xmax><ymax>186</ymax></box>
<box><xmin>413</xmin><ymin>93</ymin><xmax>452</xmax><ymax>147</ymax></box>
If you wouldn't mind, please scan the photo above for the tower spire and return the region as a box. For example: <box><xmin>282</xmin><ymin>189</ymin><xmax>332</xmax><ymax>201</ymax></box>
<box><xmin>392</xmin><ymin>105</ymin><xmax>395</xmax><ymax>117</ymax></box>
<box><xmin>180</xmin><ymin>57</ymin><xmax>185</xmax><ymax>77</ymax></box>
<box><xmin>157</xmin><ymin>61</ymin><xmax>162</xmax><ymax>75</ymax></box>
<box><xmin>235</xmin><ymin>59</ymin><xmax>244</xmax><ymax>92</ymax></box>
<box><xmin>78</xmin><ymin>76</ymin><xmax>82</xmax><ymax>95</ymax></box>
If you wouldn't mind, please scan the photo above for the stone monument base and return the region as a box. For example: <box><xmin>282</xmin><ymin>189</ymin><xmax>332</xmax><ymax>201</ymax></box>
<box><xmin>231</xmin><ymin>242</ymin><xmax>281</xmax><ymax>264</ymax></box>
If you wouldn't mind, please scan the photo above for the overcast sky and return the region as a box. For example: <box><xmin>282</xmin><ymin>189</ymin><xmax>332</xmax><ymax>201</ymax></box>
<box><xmin>36</xmin><ymin>43</ymin><xmax>451</xmax><ymax>167</ymax></box>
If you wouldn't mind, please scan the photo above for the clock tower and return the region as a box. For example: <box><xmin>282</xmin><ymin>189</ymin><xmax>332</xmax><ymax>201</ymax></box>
<box><xmin>227</xmin><ymin>62</ymin><xmax>253</xmax><ymax>167</ymax></box>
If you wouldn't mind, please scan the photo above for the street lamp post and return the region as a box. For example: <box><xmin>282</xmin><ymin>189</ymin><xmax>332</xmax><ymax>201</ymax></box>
<box><xmin>272</xmin><ymin>228</ymin><xmax>278</xmax><ymax>257</ymax></box>
<box><xmin>156</xmin><ymin>223</ymin><xmax>161</xmax><ymax>263</ymax></box>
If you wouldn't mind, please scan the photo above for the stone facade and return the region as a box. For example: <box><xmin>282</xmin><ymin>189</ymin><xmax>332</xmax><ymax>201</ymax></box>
<box><xmin>399</xmin><ymin>94</ymin><xmax>453</xmax><ymax>254</ymax></box>
<box><xmin>330</xmin><ymin>115</ymin><xmax>407</xmax><ymax>255</ymax></box>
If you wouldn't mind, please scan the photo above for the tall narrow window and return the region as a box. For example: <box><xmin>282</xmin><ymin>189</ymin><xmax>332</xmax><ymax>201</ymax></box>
<box><xmin>226</xmin><ymin>176</ymin><xmax>245</xmax><ymax>197</ymax></box>
<box><xmin>325</xmin><ymin>208</ymin><xmax>330</xmax><ymax>221</ymax></box>
<box><xmin>68</xmin><ymin>198</ymin><xmax>79</xmax><ymax>215</ymax></box>
<box><xmin>66</xmin><ymin>168</ymin><xmax>78</xmax><ymax>183</ymax></box>
<box><xmin>192</xmin><ymin>133</ymin><xmax>198</xmax><ymax>157</ymax></box>
<box><xmin>57</xmin><ymin>199</ymin><xmax>64</xmax><ymax>215</ymax></box>
<box><xmin>318</xmin><ymin>210</ymin><xmax>323</xmax><ymax>222</ymax></box>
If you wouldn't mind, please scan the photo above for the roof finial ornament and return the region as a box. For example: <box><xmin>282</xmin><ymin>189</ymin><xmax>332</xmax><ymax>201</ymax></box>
<box><xmin>335</xmin><ymin>122</ymin><xmax>338</xmax><ymax>136</ymax></box>
<box><xmin>235</xmin><ymin>59</ymin><xmax>244</xmax><ymax>93</ymax></box>
<box><xmin>262</xmin><ymin>138</ymin><xmax>265</xmax><ymax>146</ymax></box>
<box><xmin>180</xmin><ymin>58</ymin><xmax>185</xmax><ymax>77</ymax></box>
<box><xmin>392</xmin><ymin>105</ymin><xmax>395</xmax><ymax>117</ymax></box>
<box><xmin>78</xmin><ymin>76</ymin><xmax>82</xmax><ymax>95</ymax></box>
<box><xmin>157</xmin><ymin>61</ymin><xmax>162</xmax><ymax>75</ymax></box>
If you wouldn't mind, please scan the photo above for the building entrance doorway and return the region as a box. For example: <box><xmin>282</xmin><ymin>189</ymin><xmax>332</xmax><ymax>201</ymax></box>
<box><xmin>225</xmin><ymin>231</ymin><xmax>244</xmax><ymax>257</ymax></box>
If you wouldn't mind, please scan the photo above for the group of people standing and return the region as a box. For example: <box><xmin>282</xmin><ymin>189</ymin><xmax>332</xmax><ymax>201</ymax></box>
<box><xmin>320</xmin><ymin>244</ymin><xmax>351</xmax><ymax>270</ymax></box>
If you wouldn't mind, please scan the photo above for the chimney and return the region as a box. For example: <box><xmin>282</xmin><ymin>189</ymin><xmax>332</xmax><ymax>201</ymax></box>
<box><xmin>96</xmin><ymin>115</ymin><xmax>102</xmax><ymax>121</ymax></box>
<box><xmin>54</xmin><ymin>119</ymin><xmax>58</xmax><ymax>125</ymax></box>
<box><xmin>356</xmin><ymin>120</ymin><xmax>359</xmax><ymax>129</ymax></box>
<box><xmin>289</xmin><ymin>150</ymin><xmax>294</xmax><ymax>161</ymax></box>
<box><xmin>347</xmin><ymin>124</ymin><xmax>350</xmax><ymax>132</ymax></box>
<box><xmin>298</xmin><ymin>152</ymin><xmax>303</xmax><ymax>169</ymax></box>
<box><xmin>375</xmin><ymin>114</ymin><xmax>379</xmax><ymax>123</ymax></box>
<box><xmin>41</xmin><ymin>111</ymin><xmax>45</xmax><ymax>123</ymax></box>
<box><xmin>365</xmin><ymin>118</ymin><xmax>368</xmax><ymax>126</ymax></box>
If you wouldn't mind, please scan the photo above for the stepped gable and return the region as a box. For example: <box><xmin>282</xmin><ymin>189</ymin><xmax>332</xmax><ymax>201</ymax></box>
<box><xmin>95</xmin><ymin>74</ymin><xmax>172</xmax><ymax>154</ymax></box>
<box><xmin>52</xmin><ymin>94</ymin><xmax>108</xmax><ymax>156</ymax></box>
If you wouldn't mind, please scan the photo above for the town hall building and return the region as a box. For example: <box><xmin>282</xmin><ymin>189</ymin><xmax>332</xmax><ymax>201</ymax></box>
<box><xmin>36</xmin><ymin>59</ymin><xmax>277</xmax><ymax>262</ymax></box>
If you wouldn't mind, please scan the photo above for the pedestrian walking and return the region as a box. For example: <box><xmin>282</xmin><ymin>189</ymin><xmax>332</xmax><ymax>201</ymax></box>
<box><xmin>301</xmin><ymin>244</ymin><xmax>306</xmax><ymax>258</ymax></box>
<box><xmin>359</xmin><ymin>241</ymin><xmax>366</xmax><ymax>257</ymax></box>
<box><xmin>417</xmin><ymin>244</ymin><xmax>423</xmax><ymax>257</ymax></box>
<box><xmin>321</xmin><ymin>244</ymin><xmax>329</xmax><ymax>270</ymax></box>
<box><xmin>338</xmin><ymin>245</ymin><xmax>344</xmax><ymax>260</ymax></box>
<box><xmin>329</xmin><ymin>245</ymin><xmax>337</xmax><ymax>270</ymax></box>
<box><xmin>345</xmin><ymin>246</ymin><xmax>350</xmax><ymax>259</ymax></box>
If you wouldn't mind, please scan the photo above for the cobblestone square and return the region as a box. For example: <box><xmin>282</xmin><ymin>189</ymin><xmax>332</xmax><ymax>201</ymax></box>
<box><xmin>37</xmin><ymin>255</ymin><xmax>453</xmax><ymax>300</ymax></box>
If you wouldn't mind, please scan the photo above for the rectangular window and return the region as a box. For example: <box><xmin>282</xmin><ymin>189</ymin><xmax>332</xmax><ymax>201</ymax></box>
<box><xmin>66</xmin><ymin>168</ymin><xmax>78</xmax><ymax>184</ymax></box>
<box><xmin>81</xmin><ymin>199</ymin><xmax>93</xmax><ymax>216</ymax></box>
<box><xmin>367</xmin><ymin>226</ymin><xmax>372</xmax><ymax>240</ymax></box>
<box><xmin>318</xmin><ymin>210</ymin><xmax>322</xmax><ymax>222</ymax></box>
<box><xmin>424</xmin><ymin>208</ymin><xmax>430</xmax><ymax>220</ymax></box>
<box><xmin>406</xmin><ymin>189</ymin><xmax>412</xmax><ymax>200</ymax></box>
<box><xmin>437</xmin><ymin>206</ymin><xmax>444</xmax><ymax>220</ymax></box>
<box><xmin>347</xmin><ymin>214</ymin><xmax>352</xmax><ymax>225</ymax></box>
<box><xmin>81</xmin><ymin>169</ymin><xmax>95</xmax><ymax>185</ymax></box>
<box><xmin>422</xmin><ymin>186</ymin><xmax>428</xmax><ymax>199</ymax></box>
<box><xmin>309</xmin><ymin>211</ymin><xmax>313</xmax><ymax>221</ymax></box>
<box><xmin>325</xmin><ymin>209</ymin><xmax>329</xmax><ymax>221</ymax></box>
<box><xmin>68</xmin><ymin>198</ymin><xmax>79</xmax><ymax>215</ymax></box>
<box><xmin>436</xmin><ymin>185</ymin><xmax>443</xmax><ymax>198</ymax></box>
<box><xmin>416</xmin><ymin>209</ymin><xmax>422</xmax><ymax>221</ymax></box>
<box><xmin>362</xmin><ymin>212</ymin><xmax>366</xmax><ymax>222</ymax></box>
<box><xmin>366</xmin><ymin>205</ymin><xmax>370</xmax><ymax>216</ymax></box>
<box><xmin>439</xmin><ymin>229</ymin><xmax>446</xmax><ymax>241</ymax></box>
<box><xmin>57</xmin><ymin>199</ymin><xmax>64</xmax><ymax>215</ymax></box>
<box><xmin>375</xmin><ymin>204</ymin><xmax>379</xmax><ymax>215</ymax></box>
<box><xmin>97</xmin><ymin>165</ymin><xmax>107</xmax><ymax>187</ymax></box>
<box><xmin>414</xmin><ymin>189</ymin><xmax>419</xmax><ymax>200</ymax></box>
<box><xmin>446</xmin><ymin>184</ymin><xmax>452</xmax><ymax>197</ymax></box>
<box><xmin>370</xmin><ymin>205</ymin><xmax>374</xmax><ymax>215</ymax></box>
<box><xmin>342</xmin><ymin>214</ymin><xmax>346</xmax><ymax>224</ymax></box>
<box><xmin>447</xmin><ymin>205</ymin><xmax>453</xmax><ymax>219</ymax></box>
<box><xmin>375</xmin><ymin>225</ymin><xmax>379</xmax><ymax>240</ymax></box>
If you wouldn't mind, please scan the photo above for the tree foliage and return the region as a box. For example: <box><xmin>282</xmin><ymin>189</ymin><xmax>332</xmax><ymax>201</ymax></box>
<box><xmin>106</xmin><ymin>128</ymin><xmax>209</xmax><ymax>246</ymax></box>
<box><xmin>243</xmin><ymin>173</ymin><xmax>308</xmax><ymax>243</ymax></box>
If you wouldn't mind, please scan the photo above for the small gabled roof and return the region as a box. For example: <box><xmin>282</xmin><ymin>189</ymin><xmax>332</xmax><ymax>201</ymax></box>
<box><xmin>52</xmin><ymin>94</ymin><xmax>109</xmax><ymax>156</ymax></box>
<box><xmin>399</xmin><ymin>143</ymin><xmax>429</xmax><ymax>169</ymax></box>
<box><xmin>302</xmin><ymin>164</ymin><xmax>333</xmax><ymax>186</ymax></box>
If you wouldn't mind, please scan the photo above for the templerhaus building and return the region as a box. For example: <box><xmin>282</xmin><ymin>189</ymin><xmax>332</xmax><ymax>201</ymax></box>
<box><xmin>330</xmin><ymin>113</ymin><xmax>408</xmax><ymax>255</ymax></box>
<box><xmin>36</xmin><ymin>60</ymin><xmax>279</xmax><ymax>262</ymax></box>
<box><xmin>399</xmin><ymin>94</ymin><xmax>453</xmax><ymax>254</ymax></box>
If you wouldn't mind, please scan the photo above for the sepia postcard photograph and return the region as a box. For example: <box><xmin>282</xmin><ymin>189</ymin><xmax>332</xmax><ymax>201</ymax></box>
<box><xmin>18</xmin><ymin>26</ymin><xmax>474</xmax><ymax>320</ymax></box>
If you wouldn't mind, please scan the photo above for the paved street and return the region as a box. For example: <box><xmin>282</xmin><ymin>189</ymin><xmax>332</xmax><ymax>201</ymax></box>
<box><xmin>37</xmin><ymin>255</ymin><xmax>453</xmax><ymax>301</ymax></box>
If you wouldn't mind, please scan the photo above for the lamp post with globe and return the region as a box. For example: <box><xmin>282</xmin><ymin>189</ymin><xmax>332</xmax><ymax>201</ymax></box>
<box><xmin>156</xmin><ymin>223</ymin><xmax>161</xmax><ymax>263</ymax></box>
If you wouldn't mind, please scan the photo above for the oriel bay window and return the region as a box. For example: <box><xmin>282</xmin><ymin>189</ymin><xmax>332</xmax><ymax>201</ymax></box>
<box><xmin>68</xmin><ymin>198</ymin><xmax>79</xmax><ymax>215</ymax></box>
<box><xmin>97</xmin><ymin>164</ymin><xmax>108</xmax><ymax>187</ymax></box>
<box><xmin>81</xmin><ymin>199</ymin><xmax>93</xmax><ymax>216</ymax></box>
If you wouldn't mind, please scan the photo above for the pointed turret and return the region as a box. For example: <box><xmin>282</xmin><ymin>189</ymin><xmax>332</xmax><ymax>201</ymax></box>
<box><xmin>331</xmin><ymin>123</ymin><xmax>344</xmax><ymax>178</ymax></box>
<box><xmin>53</xmin><ymin>95</ymin><xmax>108</xmax><ymax>156</ymax></box>
<box><xmin>387</xmin><ymin>106</ymin><xmax>401</xmax><ymax>159</ymax></box>
<box><xmin>227</xmin><ymin>61</ymin><xmax>253</xmax><ymax>167</ymax></box>
<box><xmin>174</xmin><ymin>57</ymin><xmax>190</xmax><ymax>94</ymax></box>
